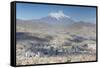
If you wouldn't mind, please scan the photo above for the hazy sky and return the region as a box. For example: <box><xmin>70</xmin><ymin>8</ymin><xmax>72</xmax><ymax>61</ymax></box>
<box><xmin>16</xmin><ymin>3</ymin><xmax>96</xmax><ymax>23</ymax></box>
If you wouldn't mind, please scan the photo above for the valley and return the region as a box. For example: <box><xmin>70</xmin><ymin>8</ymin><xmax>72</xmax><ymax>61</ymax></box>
<box><xmin>16</xmin><ymin>18</ymin><xmax>96</xmax><ymax>65</ymax></box>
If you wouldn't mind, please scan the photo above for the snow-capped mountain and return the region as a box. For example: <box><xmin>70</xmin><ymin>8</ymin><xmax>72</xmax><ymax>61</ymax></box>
<box><xmin>17</xmin><ymin>11</ymin><xmax>96</xmax><ymax>29</ymax></box>
<box><xmin>17</xmin><ymin>10</ymin><xmax>96</xmax><ymax>34</ymax></box>
<box><xmin>30</xmin><ymin>11</ymin><xmax>75</xmax><ymax>25</ymax></box>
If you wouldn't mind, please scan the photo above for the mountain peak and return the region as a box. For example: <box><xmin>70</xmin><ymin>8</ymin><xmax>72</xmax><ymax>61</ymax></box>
<box><xmin>49</xmin><ymin>10</ymin><xmax>70</xmax><ymax>20</ymax></box>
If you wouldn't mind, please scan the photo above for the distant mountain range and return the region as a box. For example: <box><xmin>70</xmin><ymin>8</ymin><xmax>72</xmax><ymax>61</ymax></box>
<box><xmin>17</xmin><ymin>11</ymin><xmax>95</xmax><ymax>25</ymax></box>
<box><xmin>17</xmin><ymin>11</ymin><xmax>96</xmax><ymax>35</ymax></box>
<box><xmin>29</xmin><ymin>11</ymin><xmax>74</xmax><ymax>26</ymax></box>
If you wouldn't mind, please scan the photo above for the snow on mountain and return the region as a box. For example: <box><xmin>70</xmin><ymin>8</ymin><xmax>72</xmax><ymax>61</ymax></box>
<box><xmin>38</xmin><ymin>11</ymin><xmax>74</xmax><ymax>25</ymax></box>
<box><xmin>17</xmin><ymin>10</ymin><xmax>75</xmax><ymax>26</ymax></box>
<box><xmin>49</xmin><ymin>10</ymin><xmax>70</xmax><ymax>20</ymax></box>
